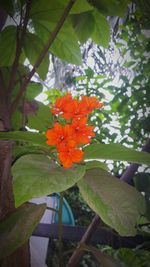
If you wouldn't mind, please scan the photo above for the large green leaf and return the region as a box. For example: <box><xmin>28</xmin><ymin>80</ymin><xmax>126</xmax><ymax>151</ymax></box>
<box><xmin>26</xmin><ymin>82</ymin><xmax>43</xmax><ymax>100</ymax></box>
<box><xmin>30</xmin><ymin>0</ymin><xmax>64</xmax><ymax>21</ymax></box>
<box><xmin>88</xmin><ymin>0</ymin><xmax>129</xmax><ymax>17</ymax></box>
<box><xmin>84</xmin><ymin>143</ymin><xmax>150</xmax><ymax>166</ymax></box>
<box><xmin>12</xmin><ymin>154</ymin><xmax>85</xmax><ymax>207</ymax></box>
<box><xmin>71</xmin><ymin>12</ymin><xmax>95</xmax><ymax>43</ymax></box>
<box><xmin>23</xmin><ymin>32</ymin><xmax>49</xmax><ymax>80</ymax></box>
<box><xmin>69</xmin><ymin>0</ymin><xmax>93</xmax><ymax>14</ymax></box>
<box><xmin>27</xmin><ymin>101</ymin><xmax>53</xmax><ymax>131</ymax></box>
<box><xmin>0</xmin><ymin>26</ymin><xmax>16</xmax><ymax>67</ymax></box>
<box><xmin>30</xmin><ymin>0</ymin><xmax>93</xmax><ymax>22</ymax></box>
<box><xmin>91</xmin><ymin>10</ymin><xmax>110</xmax><ymax>48</ymax></box>
<box><xmin>0</xmin><ymin>203</ymin><xmax>46</xmax><ymax>259</ymax></box>
<box><xmin>0</xmin><ymin>131</ymin><xmax>47</xmax><ymax>146</ymax></box>
<box><xmin>78</xmin><ymin>168</ymin><xmax>145</xmax><ymax>236</ymax></box>
<box><xmin>33</xmin><ymin>20</ymin><xmax>82</xmax><ymax>65</ymax></box>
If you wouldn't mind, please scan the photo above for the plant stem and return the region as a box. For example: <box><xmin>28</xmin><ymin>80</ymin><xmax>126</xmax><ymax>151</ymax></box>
<box><xmin>58</xmin><ymin>192</ymin><xmax>64</xmax><ymax>267</ymax></box>
<box><xmin>10</xmin><ymin>0</ymin><xmax>77</xmax><ymax>114</ymax></box>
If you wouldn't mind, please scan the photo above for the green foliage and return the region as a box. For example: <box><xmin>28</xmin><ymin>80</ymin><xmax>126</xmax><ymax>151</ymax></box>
<box><xmin>91</xmin><ymin>10</ymin><xmax>110</xmax><ymax>48</ymax></box>
<box><xmin>26</xmin><ymin>82</ymin><xmax>43</xmax><ymax>100</ymax></box>
<box><xmin>88</xmin><ymin>0</ymin><xmax>129</xmax><ymax>17</ymax></box>
<box><xmin>85</xmin><ymin>160</ymin><xmax>108</xmax><ymax>171</ymax></box>
<box><xmin>115</xmin><ymin>248</ymin><xmax>150</xmax><ymax>267</ymax></box>
<box><xmin>0</xmin><ymin>26</ymin><xmax>16</xmax><ymax>67</ymax></box>
<box><xmin>0</xmin><ymin>203</ymin><xmax>46</xmax><ymax>259</ymax></box>
<box><xmin>27</xmin><ymin>102</ymin><xmax>53</xmax><ymax>131</ymax></box>
<box><xmin>84</xmin><ymin>143</ymin><xmax>150</xmax><ymax>166</ymax></box>
<box><xmin>78</xmin><ymin>168</ymin><xmax>145</xmax><ymax>236</ymax></box>
<box><xmin>23</xmin><ymin>31</ymin><xmax>49</xmax><ymax>80</ymax></box>
<box><xmin>12</xmin><ymin>154</ymin><xmax>85</xmax><ymax>207</ymax></box>
<box><xmin>71</xmin><ymin>12</ymin><xmax>95</xmax><ymax>43</ymax></box>
<box><xmin>81</xmin><ymin>244</ymin><xmax>123</xmax><ymax>267</ymax></box>
<box><xmin>33</xmin><ymin>19</ymin><xmax>82</xmax><ymax>65</ymax></box>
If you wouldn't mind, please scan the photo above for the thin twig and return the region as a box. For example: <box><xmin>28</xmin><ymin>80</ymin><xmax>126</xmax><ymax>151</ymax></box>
<box><xmin>10</xmin><ymin>0</ymin><xmax>76</xmax><ymax>114</ymax></box>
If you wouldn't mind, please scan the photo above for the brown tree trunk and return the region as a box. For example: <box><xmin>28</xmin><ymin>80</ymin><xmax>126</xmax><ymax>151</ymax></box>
<box><xmin>0</xmin><ymin>140</ymin><xmax>31</xmax><ymax>267</ymax></box>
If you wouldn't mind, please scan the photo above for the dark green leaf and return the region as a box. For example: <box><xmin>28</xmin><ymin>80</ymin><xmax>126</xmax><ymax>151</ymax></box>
<box><xmin>85</xmin><ymin>160</ymin><xmax>108</xmax><ymax>171</ymax></box>
<box><xmin>0</xmin><ymin>26</ymin><xmax>16</xmax><ymax>67</ymax></box>
<box><xmin>134</xmin><ymin>173</ymin><xmax>150</xmax><ymax>194</ymax></box>
<box><xmin>26</xmin><ymin>82</ymin><xmax>43</xmax><ymax>100</ymax></box>
<box><xmin>12</xmin><ymin>154</ymin><xmax>85</xmax><ymax>207</ymax></box>
<box><xmin>71</xmin><ymin>12</ymin><xmax>95</xmax><ymax>43</ymax></box>
<box><xmin>88</xmin><ymin>0</ymin><xmax>129</xmax><ymax>17</ymax></box>
<box><xmin>0</xmin><ymin>203</ymin><xmax>46</xmax><ymax>259</ymax></box>
<box><xmin>78</xmin><ymin>168</ymin><xmax>145</xmax><ymax>236</ymax></box>
<box><xmin>33</xmin><ymin>19</ymin><xmax>82</xmax><ymax>65</ymax></box>
<box><xmin>0</xmin><ymin>131</ymin><xmax>47</xmax><ymax>147</ymax></box>
<box><xmin>70</xmin><ymin>0</ymin><xmax>93</xmax><ymax>14</ymax></box>
<box><xmin>84</xmin><ymin>143</ymin><xmax>150</xmax><ymax>166</ymax></box>
<box><xmin>27</xmin><ymin>102</ymin><xmax>53</xmax><ymax>131</ymax></box>
<box><xmin>23</xmin><ymin>32</ymin><xmax>49</xmax><ymax>80</ymax></box>
<box><xmin>91</xmin><ymin>10</ymin><xmax>110</xmax><ymax>48</ymax></box>
<box><xmin>30</xmin><ymin>0</ymin><xmax>64</xmax><ymax>21</ymax></box>
<box><xmin>11</xmin><ymin>111</ymin><xmax>22</xmax><ymax>130</ymax></box>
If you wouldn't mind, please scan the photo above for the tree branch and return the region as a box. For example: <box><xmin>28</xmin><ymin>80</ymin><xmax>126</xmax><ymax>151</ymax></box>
<box><xmin>10</xmin><ymin>0</ymin><xmax>76</xmax><ymax>114</ymax></box>
<box><xmin>66</xmin><ymin>138</ymin><xmax>150</xmax><ymax>267</ymax></box>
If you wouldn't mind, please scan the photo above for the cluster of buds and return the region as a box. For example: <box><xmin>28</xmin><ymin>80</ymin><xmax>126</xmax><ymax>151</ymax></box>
<box><xmin>46</xmin><ymin>93</ymin><xmax>103</xmax><ymax>168</ymax></box>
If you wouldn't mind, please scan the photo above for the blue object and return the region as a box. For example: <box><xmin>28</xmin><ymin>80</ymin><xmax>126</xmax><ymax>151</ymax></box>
<box><xmin>54</xmin><ymin>193</ymin><xmax>75</xmax><ymax>226</ymax></box>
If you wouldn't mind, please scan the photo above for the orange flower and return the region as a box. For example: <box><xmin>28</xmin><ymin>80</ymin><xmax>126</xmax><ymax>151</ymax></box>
<box><xmin>46</xmin><ymin>123</ymin><xmax>75</xmax><ymax>148</ymax></box>
<box><xmin>58</xmin><ymin>146</ymin><xmax>84</xmax><ymax>168</ymax></box>
<box><xmin>62</xmin><ymin>99</ymin><xmax>87</xmax><ymax>120</ymax></box>
<box><xmin>71</xmin><ymin>117</ymin><xmax>95</xmax><ymax>144</ymax></box>
<box><xmin>81</xmin><ymin>96</ymin><xmax>103</xmax><ymax>113</ymax></box>
<box><xmin>51</xmin><ymin>93</ymin><xmax>72</xmax><ymax>115</ymax></box>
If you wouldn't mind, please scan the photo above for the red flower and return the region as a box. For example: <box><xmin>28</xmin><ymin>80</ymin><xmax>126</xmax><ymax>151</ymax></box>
<box><xmin>51</xmin><ymin>93</ymin><xmax>72</xmax><ymax>115</ymax></box>
<box><xmin>71</xmin><ymin>117</ymin><xmax>95</xmax><ymax>144</ymax></box>
<box><xmin>58</xmin><ymin>146</ymin><xmax>84</xmax><ymax>168</ymax></box>
<box><xmin>46</xmin><ymin>123</ymin><xmax>75</xmax><ymax>148</ymax></box>
<box><xmin>62</xmin><ymin>99</ymin><xmax>87</xmax><ymax>120</ymax></box>
<box><xmin>81</xmin><ymin>96</ymin><xmax>103</xmax><ymax>113</ymax></box>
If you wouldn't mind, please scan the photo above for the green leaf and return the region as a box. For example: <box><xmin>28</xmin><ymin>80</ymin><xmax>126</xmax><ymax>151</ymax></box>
<box><xmin>71</xmin><ymin>12</ymin><xmax>95</xmax><ymax>43</ymax></box>
<box><xmin>26</xmin><ymin>82</ymin><xmax>43</xmax><ymax>100</ymax></box>
<box><xmin>30</xmin><ymin>0</ymin><xmax>64</xmax><ymax>22</ymax></box>
<box><xmin>12</xmin><ymin>154</ymin><xmax>85</xmax><ymax>207</ymax></box>
<box><xmin>134</xmin><ymin>173</ymin><xmax>150</xmax><ymax>194</ymax></box>
<box><xmin>70</xmin><ymin>0</ymin><xmax>93</xmax><ymax>14</ymax></box>
<box><xmin>23</xmin><ymin>32</ymin><xmax>49</xmax><ymax>80</ymax></box>
<box><xmin>85</xmin><ymin>160</ymin><xmax>108</xmax><ymax>171</ymax></box>
<box><xmin>33</xmin><ymin>20</ymin><xmax>82</xmax><ymax>65</ymax></box>
<box><xmin>0</xmin><ymin>26</ymin><xmax>16</xmax><ymax>67</ymax></box>
<box><xmin>88</xmin><ymin>0</ymin><xmax>129</xmax><ymax>17</ymax></box>
<box><xmin>84</xmin><ymin>143</ymin><xmax>150</xmax><ymax>166</ymax></box>
<box><xmin>78</xmin><ymin>168</ymin><xmax>145</xmax><ymax>236</ymax></box>
<box><xmin>0</xmin><ymin>203</ymin><xmax>46</xmax><ymax>259</ymax></box>
<box><xmin>81</xmin><ymin>244</ymin><xmax>122</xmax><ymax>267</ymax></box>
<box><xmin>11</xmin><ymin>111</ymin><xmax>22</xmax><ymax>130</ymax></box>
<box><xmin>27</xmin><ymin>102</ymin><xmax>53</xmax><ymax>131</ymax></box>
<box><xmin>91</xmin><ymin>10</ymin><xmax>110</xmax><ymax>48</ymax></box>
<box><xmin>0</xmin><ymin>131</ymin><xmax>46</xmax><ymax>146</ymax></box>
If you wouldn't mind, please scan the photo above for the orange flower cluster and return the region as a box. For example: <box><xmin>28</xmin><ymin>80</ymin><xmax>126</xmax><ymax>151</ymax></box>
<box><xmin>46</xmin><ymin>93</ymin><xmax>103</xmax><ymax>168</ymax></box>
